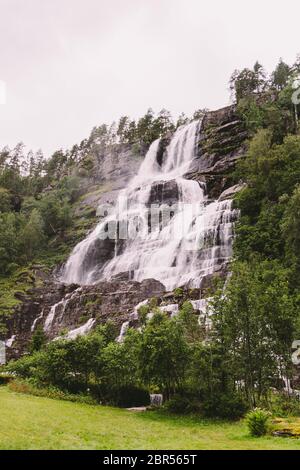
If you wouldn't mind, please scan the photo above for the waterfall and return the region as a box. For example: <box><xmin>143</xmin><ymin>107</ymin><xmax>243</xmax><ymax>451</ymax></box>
<box><xmin>62</xmin><ymin>120</ymin><xmax>238</xmax><ymax>291</ymax></box>
<box><xmin>31</xmin><ymin>309</ymin><xmax>44</xmax><ymax>332</ymax></box>
<box><xmin>43</xmin><ymin>287</ymin><xmax>82</xmax><ymax>332</ymax></box>
<box><xmin>5</xmin><ymin>335</ymin><xmax>16</xmax><ymax>348</ymax></box>
<box><xmin>62</xmin><ymin>318</ymin><xmax>96</xmax><ymax>341</ymax></box>
<box><xmin>116</xmin><ymin>321</ymin><xmax>130</xmax><ymax>343</ymax></box>
<box><xmin>44</xmin><ymin>301</ymin><xmax>63</xmax><ymax>332</ymax></box>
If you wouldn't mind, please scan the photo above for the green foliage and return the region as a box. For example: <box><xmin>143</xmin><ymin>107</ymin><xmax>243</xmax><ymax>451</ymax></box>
<box><xmin>173</xmin><ymin>287</ymin><xmax>184</xmax><ymax>298</ymax></box>
<box><xmin>164</xmin><ymin>394</ymin><xmax>200</xmax><ymax>415</ymax></box>
<box><xmin>19</xmin><ymin>209</ymin><xmax>46</xmax><ymax>261</ymax></box>
<box><xmin>232</xmin><ymin>57</ymin><xmax>298</xmax><ymax>141</ymax></box>
<box><xmin>138</xmin><ymin>304</ymin><xmax>150</xmax><ymax>325</ymax></box>
<box><xmin>203</xmin><ymin>393</ymin><xmax>248</xmax><ymax>420</ymax></box>
<box><xmin>211</xmin><ymin>260</ymin><xmax>297</xmax><ymax>407</ymax></box>
<box><xmin>270</xmin><ymin>393</ymin><xmax>300</xmax><ymax>417</ymax></box>
<box><xmin>39</xmin><ymin>193</ymin><xmax>72</xmax><ymax>236</ymax></box>
<box><xmin>139</xmin><ymin>312</ymin><xmax>189</xmax><ymax>398</ymax></box>
<box><xmin>281</xmin><ymin>185</ymin><xmax>300</xmax><ymax>280</ymax></box>
<box><xmin>237</xmin><ymin>96</ymin><xmax>264</xmax><ymax>132</ymax></box>
<box><xmin>29</xmin><ymin>326</ymin><xmax>47</xmax><ymax>353</ymax></box>
<box><xmin>8</xmin><ymin>379</ymin><xmax>96</xmax><ymax>405</ymax></box>
<box><xmin>234</xmin><ymin>130</ymin><xmax>300</xmax><ymax>268</ymax></box>
<box><xmin>6</xmin><ymin>352</ymin><xmax>44</xmax><ymax>379</ymax></box>
<box><xmin>0</xmin><ymin>188</ymin><xmax>12</xmax><ymax>213</ymax></box>
<box><xmin>0</xmin><ymin>267</ymin><xmax>42</xmax><ymax>316</ymax></box>
<box><xmin>272</xmin><ymin>59</ymin><xmax>291</xmax><ymax>90</ymax></box>
<box><xmin>177</xmin><ymin>301</ymin><xmax>203</xmax><ymax>343</ymax></box>
<box><xmin>246</xmin><ymin>408</ymin><xmax>270</xmax><ymax>437</ymax></box>
<box><xmin>230</xmin><ymin>62</ymin><xmax>266</xmax><ymax>102</ymax></box>
<box><xmin>0</xmin><ymin>212</ymin><xmax>20</xmax><ymax>275</ymax></box>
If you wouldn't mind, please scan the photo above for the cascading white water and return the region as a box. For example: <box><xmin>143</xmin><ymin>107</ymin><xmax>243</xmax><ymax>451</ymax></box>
<box><xmin>43</xmin><ymin>287</ymin><xmax>82</xmax><ymax>332</ymax></box>
<box><xmin>62</xmin><ymin>120</ymin><xmax>238</xmax><ymax>291</ymax></box>
<box><xmin>31</xmin><ymin>309</ymin><xmax>44</xmax><ymax>332</ymax></box>
<box><xmin>116</xmin><ymin>321</ymin><xmax>130</xmax><ymax>343</ymax></box>
<box><xmin>62</xmin><ymin>318</ymin><xmax>96</xmax><ymax>341</ymax></box>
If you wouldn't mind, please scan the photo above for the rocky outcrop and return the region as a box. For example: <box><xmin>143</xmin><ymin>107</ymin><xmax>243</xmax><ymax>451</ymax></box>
<box><xmin>148</xmin><ymin>180</ymin><xmax>179</xmax><ymax>206</ymax></box>
<box><xmin>186</xmin><ymin>105</ymin><xmax>247</xmax><ymax>199</ymax></box>
<box><xmin>5</xmin><ymin>278</ymin><xmax>165</xmax><ymax>359</ymax></box>
<box><xmin>218</xmin><ymin>183</ymin><xmax>247</xmax><ymax>201</ymax></box>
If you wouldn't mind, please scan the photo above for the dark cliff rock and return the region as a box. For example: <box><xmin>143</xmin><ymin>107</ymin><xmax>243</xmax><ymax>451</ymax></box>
<box><xmin>5</xmin><ymin>278</ymin><xmax>165</xmax><ymax>359</ymax></box>
<box><xmin>185</xmin><ymin>105</ymin><xmax>248</xmax><ymax>198</ymax></box>
<box><xmin>148</xmin><ymin>180</ymin><xmax>179</xmax><ymax>206</ymax></box>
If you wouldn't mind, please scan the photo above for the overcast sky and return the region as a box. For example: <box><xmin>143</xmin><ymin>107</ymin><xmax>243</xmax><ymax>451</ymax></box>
<box><xmin>0</xmin><ymin>0</ymin><xmax>299</xmax><ymax>156</ymax></box>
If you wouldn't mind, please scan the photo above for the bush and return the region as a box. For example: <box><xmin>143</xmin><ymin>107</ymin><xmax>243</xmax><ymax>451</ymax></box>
<box><xmin>8</xmin><ymin>379</ymin><xmax>96</xmax><ymax>405</ymax></box>
<box><xmin>138</xmin><ymin>304</ymin><xmax>150</xmax><ymax>325</ymax></box>
<box><xmin>112</xmin><ymin>386</ymin><xmax>150</xmax><ymax>408</ymax></box>
<box><xmin>165</xmin><ymin>395</ymin><xmax>200</xmax><ymax>414</ymax></box>
<box><xmin>246</xmin><ymin>408</ymin><xmax>270</xmax><ymax>436</ymax></box>
<box><xmin>5</xmin><ymin>352</ymin><xmax>43</xmax><ymax>378</ymax></box>
<box><xmin>270</xmin><ymin>393</ymin><xmax>300</xmax><ymax>417</ymax></box>
<box><xmin>203</xmin><ymin>393</ymin><xmax>248</xmax><ymax>420</ymax></box>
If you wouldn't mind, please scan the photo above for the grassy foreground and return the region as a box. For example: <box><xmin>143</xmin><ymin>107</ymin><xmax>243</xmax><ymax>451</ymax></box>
<box><xmin>0</xmin><ymin>387</ymin><xmax>300</xmax><ymax>450</ymax></box>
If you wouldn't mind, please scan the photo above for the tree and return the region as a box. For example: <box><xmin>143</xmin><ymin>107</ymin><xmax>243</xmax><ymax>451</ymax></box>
<box><xmin>117</xmin><ymin>116</ymin><xmax>130</xmax><ymax>143</ymax></box>
<box><xmin>136</xmin><ymin>108</ymin><xmax>155</xmax><ymax>146</ymax></box>
<box><xmin>211</xmin><ymin>260</ymin><xmax>297</xmax><ymax>407</ymax></box>
<box><xmin>177</xmin><ymin>301</ymin><xmax>203</xmax><ymax>343</ymax></box>
<box><xmin>230</xmin><ymin>68</ymin><xmax>258</xmax><ymax>102</ymax></box>
<box><xmin>39</xmin><ymin>192</ymin><xmax>72</xmax><ymax>236</ymax></box>
<box><xmin>253</xmin><ymin>61</ymin><xmax>267</xmax><ymax>93</ymax></box>
<box><xmin>281</xmin><ymin>185</ymin><xmax>300</xmax><ymax>284</ymax></box>
<box><xmin>176</xmin><ymin>112</ymin><xmax>189</xmax><ymax>128</ymax></box>
<box><xmin>230</xmin><ymin>62</ymin><xmax>266</xmax><ymax>102</ymax></box>
<box><xmin>139</xmin><ymin>312</ymin><xmax>189</xmax><ymax>398</ymax></box>
<box><xmin>0</xmin><ymin>212</ymin><xmax>21</xmax><ymax>274</ymax></box>
<box><xmin>20</xmin><ymin>208</ymin><xmax>45</xmax><ymax>260</ymax></box>
<box><xmin>193</xmin><ymin>108</ymin><xmax>209</xmax><ymax>121</ymax></box>
<box><xmin>29</xmin><ymin>326</ymin><xmax>47</xmax><ymax>353</ymax></box>
<box><xmin>0</xmin><ymin>188</ymin><xmax>12</xmax><ymax>213</ymax></box>
<box><xmin>153</xmin><ymin>109</ymin><xmax>174</xmax><ymax>137</ymax></box>
<box><xmin>272</xmin><ymin>59</ymin><xmax>291</xmax><ymax>90</ymax></box>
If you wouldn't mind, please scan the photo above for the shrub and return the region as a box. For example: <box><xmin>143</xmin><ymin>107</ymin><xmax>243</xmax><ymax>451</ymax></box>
<box><xmin>203</xmin><ymin>393</ymin><xmax>248</xmax><ymax>420</ymax></box>
<box><xmin>270</xmin><ymin>393</ymin><xmax>300</xmax><ymax>417</ymax></box>
<box><xmin>8</xmin><ymin>379</ymin><xmax>96</xmax><ymax>405</ymax></box>
<box><xmin>5</xmin><ymin>352</ymin><xmax>43</xmax><ymax>378</ymax></box>
<box><xmin>173</xmin><ymin>287</ymin><xmax>184</xmax><ymax>298</ymax></box>
<box><xmin>138</xmin><ymin>304</ymin><xmax>150</xmax><ymax>325</ymax></box>
<box><xmin>246</xmin><ymin>408</ymin><xmax>270</xmax><ymax>436</ymax></box>
<box><xmin>165</xmin><ymin>395</ymin><xmax>200</xmax><ymax>414</ymax></box>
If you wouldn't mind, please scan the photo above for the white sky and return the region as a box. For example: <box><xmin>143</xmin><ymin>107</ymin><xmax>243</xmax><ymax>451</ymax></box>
<box><xmin>0</xmin><ymin>0</ymin><xmax>299</xmax><ymax>156</ymax></box>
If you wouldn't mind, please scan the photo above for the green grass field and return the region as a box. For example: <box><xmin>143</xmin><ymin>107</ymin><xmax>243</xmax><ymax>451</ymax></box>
<box><xmin>0</xmin><ymin>387</ymin><xmax>300</xmax><ymax>450</ymax></box>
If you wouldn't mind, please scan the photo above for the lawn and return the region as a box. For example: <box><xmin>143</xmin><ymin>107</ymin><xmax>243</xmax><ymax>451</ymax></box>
<box><xmin>0</xmin><ymin>387</ymin><xmax>300</xmax><ymax>450</ymax></box>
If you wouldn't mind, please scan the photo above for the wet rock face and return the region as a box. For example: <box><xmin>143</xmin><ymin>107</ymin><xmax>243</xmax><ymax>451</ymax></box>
<box><xmin>85</xmin><ymin>143</ymin><xmax>143</xmax><ymax>187</ymax></box>
<box><xmin>80</xmin><ymin>236</ymin><xmax>116</xmax><ymax>278</ymax></box>
<box><xmin>148</xmin><ymin>180</ymin><xmax>179</xmax><ymax>206</ymax></box>
<box><xmin>6</xmin><ymin>278</ymin><xmax>165</xmax><ymax>358</ymax></box>
<box><xmin>185</xmin><ymin>105</ymin><xmax>247</xmax><ymax>199</ymax></box>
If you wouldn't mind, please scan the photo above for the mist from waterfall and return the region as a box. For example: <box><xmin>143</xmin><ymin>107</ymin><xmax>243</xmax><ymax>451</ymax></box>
<box><xmin>62</xmin><ymin>120</ymin><xmax>238</xmax><ymax>291</ymax></box>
